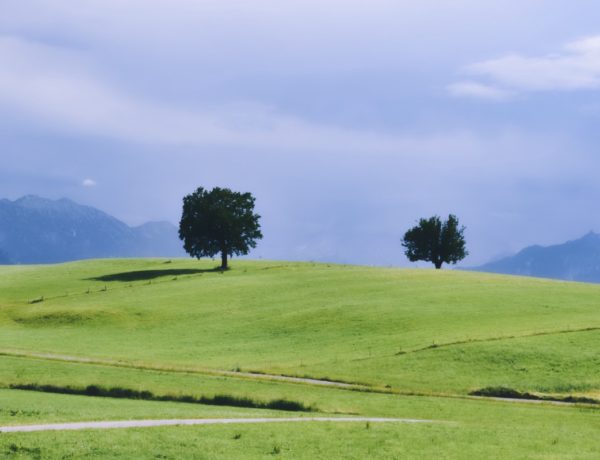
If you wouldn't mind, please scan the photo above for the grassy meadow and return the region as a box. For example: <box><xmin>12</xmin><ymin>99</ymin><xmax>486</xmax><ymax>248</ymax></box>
<box><xmin>1</xmin><ymin>258</ymin><xmax>600</xmax><ymax>458</ymax></box>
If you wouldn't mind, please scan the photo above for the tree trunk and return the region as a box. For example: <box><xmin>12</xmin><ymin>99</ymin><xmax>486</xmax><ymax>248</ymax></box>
<box><xmin>434</xmin><ymin>260</ymin><xmax>442</xmax><ymax>269</ymax></box>
<box><xmin>220</xmin><ymin>250</ymin><xmax>228</xmax><ymax>270</ymax></box>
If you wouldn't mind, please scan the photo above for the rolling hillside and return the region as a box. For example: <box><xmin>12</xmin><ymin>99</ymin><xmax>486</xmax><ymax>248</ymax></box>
<box><xmin>2</xmin><ymin>259</ymin><xmax>600</xmax><ymax>394</ymax></box>
<box><xmin>2</xmin><ymin>259</ymin><xmax>600</xmax><ymax>458</ymax></box>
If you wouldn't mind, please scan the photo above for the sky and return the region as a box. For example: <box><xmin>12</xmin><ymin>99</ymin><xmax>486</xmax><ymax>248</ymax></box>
<box><xmin>2</xmin><ymin>1</ymin><xmax>600</xmax><ymax>266</ymax></box>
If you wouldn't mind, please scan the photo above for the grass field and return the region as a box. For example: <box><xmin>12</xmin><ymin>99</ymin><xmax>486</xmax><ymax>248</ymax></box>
<box><xmin>1</xmin><ymin>258</ymin><xmax>600</xmax><ymax>458</ymax></box>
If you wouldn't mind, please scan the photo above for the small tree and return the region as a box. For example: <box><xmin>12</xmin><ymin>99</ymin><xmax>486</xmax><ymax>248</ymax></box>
<box><xmin>179</xmin><ymin>187</ymin><xmax>262</xmax><ymax>270</ymax></box>
<box><xmin>401</xmin><ymin>214</ymin><xmax>468</xmax><ymax>269</ymax></box>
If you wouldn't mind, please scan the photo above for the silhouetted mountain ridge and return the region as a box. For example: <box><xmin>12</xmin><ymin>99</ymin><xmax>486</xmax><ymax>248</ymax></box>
<box><xmin>0</xmin><ymin>195</ymin><xmax>184</xmax><ymax>264</ymax></box>
<box><xmin>473</xmin><ymin>232</ymin><xmax>600</xmax><ymax>282</ymax></box>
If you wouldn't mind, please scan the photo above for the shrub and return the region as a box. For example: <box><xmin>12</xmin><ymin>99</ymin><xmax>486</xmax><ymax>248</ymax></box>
<box><xmin>10</xmin><ymin>383</ymin><xmax>314</xmax><ymax>411</ymax></box>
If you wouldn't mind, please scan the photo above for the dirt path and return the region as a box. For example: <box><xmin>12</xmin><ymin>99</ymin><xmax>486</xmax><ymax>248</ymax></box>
<box><xmin>230</xmin><ymin>372</ymin><xmax>364</xmax><ymax>389</ymax></box>
<box><xmin>394</xmin><ymin>326</ymin><xmax>600</xmax><ymax>357</ymax></box>
<box><xmin>0</xmin><ymin>350</ymin><xmax>369</xmax><ymax>390</ymax></box>
<box><xmin>0</xmin><ymin>417</ymin><xmax>438</xmax><ymax>433</ymax></box>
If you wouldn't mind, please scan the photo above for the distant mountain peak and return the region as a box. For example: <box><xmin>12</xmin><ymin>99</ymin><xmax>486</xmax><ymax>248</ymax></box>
<box><xmin>15</xmin><ymin>195</ymin><xmax>80</xmax><ymax>204</ymax></box>
<box><xmin>0</xmin><ymin>195</ymin><xmax>184</xmax><ymax>264</ymax></box>
<box><xmin>472</xmin><ymin>231</ymin><xmax>600</xmax><ymax>283</ymax></box>
<box><xmin>578</xmin><ymin>231</ymin><xmax>599</xmax><ymax>241</ymax></box>
<box><xmin>15</xmin><ymin>194</ymin><xmax>50</xmax><ymax>204</ymax></box>
<box><xmin>13</xmin><ymin>195</ymin><xmax>80</xmax><ymax>210</ymax></box>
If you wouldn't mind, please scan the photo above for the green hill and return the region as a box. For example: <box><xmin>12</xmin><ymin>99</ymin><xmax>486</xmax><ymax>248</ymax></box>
<box><xmin>1</xmin><ymin>259</ymin><xmax>600</xmax><ymax>458</ymax></box>
<box><xmin>2</xmin><ymin>259</ymin><xmax>600</xmax><ymax>394</ymax></box>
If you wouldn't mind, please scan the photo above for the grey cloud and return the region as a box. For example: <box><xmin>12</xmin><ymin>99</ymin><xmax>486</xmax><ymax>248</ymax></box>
<box><xmin>452</xmin><ymin>35</ymin><xmax>600</xmax><ymax>96</ymax></box>
<box><xmin>3</xmin><ymin>2</ymin><xmax>600</xmax><ymax>267</ymax></box>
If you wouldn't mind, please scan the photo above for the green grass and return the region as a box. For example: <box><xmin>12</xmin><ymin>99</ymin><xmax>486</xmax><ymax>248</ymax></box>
<box><xmin>0</xmin><ymin>389</ymin><xmax>289</xmax><ymax>425</ymax></box>
<box><xmin>303</xmin><ymin>328</ymin><xmax>600</xmax><ymax>396</ymax></box>
<box><xmin>1</xmin><ymin>388</ymin><xmax>600</xmax><ymax>459</ymax></box>
<box><xmin>2</xmin><ymin>259</ymin><xmax>600</xmax><ymax>386</ymax></box>
<box><xmin>2</xmin><ymin>258</ymin><xmax>600</xmax><ymax>458</ymax></box>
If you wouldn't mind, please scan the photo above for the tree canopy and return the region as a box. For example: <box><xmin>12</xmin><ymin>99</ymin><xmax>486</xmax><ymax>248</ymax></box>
<box><xmin>401</xmin><ymin>214</ymin><xmax>468</xmax><ymax>269</ymax></box>
<box><xmin>178</xmin><ymin>187</ymin><xmax>262</xmax><ymax>270</ymax></box>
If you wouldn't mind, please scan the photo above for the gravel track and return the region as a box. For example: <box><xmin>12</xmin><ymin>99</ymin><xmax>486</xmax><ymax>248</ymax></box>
<box><xmin>0</xmin><ymin>417</ymin><xmax>438</xmax><ymax>433</ymax></box>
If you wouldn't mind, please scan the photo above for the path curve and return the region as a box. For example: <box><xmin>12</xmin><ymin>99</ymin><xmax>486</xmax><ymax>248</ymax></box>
<box><xmin>0</xmin><ymin>417</ymin><xmax>438</xmax><ymax>433</ymax></box>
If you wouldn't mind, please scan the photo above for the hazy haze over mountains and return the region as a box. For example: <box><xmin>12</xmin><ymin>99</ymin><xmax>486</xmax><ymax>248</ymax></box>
<box><xmin>0</xmin><ymin>196</ymin><xmax>184</xmax><ymax>264</ymax></box>
<box><xmin>473</xmin><ymin>232</ymin><xmax>600</xmax><ymax>283</ymax></box>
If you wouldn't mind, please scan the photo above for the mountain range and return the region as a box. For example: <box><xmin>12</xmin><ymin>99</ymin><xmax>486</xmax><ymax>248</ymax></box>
<box><xmin>0</xmin><ymin>196</ymin><xmax>185</xmax><ymax>264</ymax></box>
<box><xmin>3</xmin><ymin>195</ymin><xmax>600</xmax><ymax>282</ymax></box>
<box><xmin>472</xmin><ymin>232</ymin><xmax>600</xmax><ymax>283</ymax></box>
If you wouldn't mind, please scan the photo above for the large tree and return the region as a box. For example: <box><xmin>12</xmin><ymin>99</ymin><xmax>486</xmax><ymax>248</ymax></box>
<box><xmin>179</xmin><ymin>187</ymin><xmax>262</xmax><ymax>270</ymax></box>
<box><xmin>401</xmin><ymin>214</ymin><xmax>468</xmax><ymax>269</ymax></box>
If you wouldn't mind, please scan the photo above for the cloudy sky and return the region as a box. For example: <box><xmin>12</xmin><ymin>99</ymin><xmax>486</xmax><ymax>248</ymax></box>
<box><xmin>2</xmin><ymin>1</ymin><xmax>600</xmax><ymax>266</ymax></box>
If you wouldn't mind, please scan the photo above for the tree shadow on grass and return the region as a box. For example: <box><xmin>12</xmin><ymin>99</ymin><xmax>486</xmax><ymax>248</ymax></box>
<box><xmin>86</xmin><ymin>268</ymin><xmax>222</xmax><ymax>282</ymax></box>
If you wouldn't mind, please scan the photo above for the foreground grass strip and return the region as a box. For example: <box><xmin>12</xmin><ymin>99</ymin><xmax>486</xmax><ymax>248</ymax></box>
<box><xmin>10</xmin><ymin>384</ymin><xmax>312</xmax><ymax>412</ymax></box>
<box><xmin>0</xmin><ymin>417</ymin><xmax>439</xmax><ymax>433</ymax></box>
<box><xmin>470</xmin><ymin>387</ymin><xmax>600</xmax><ymax>405</ymax></box>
